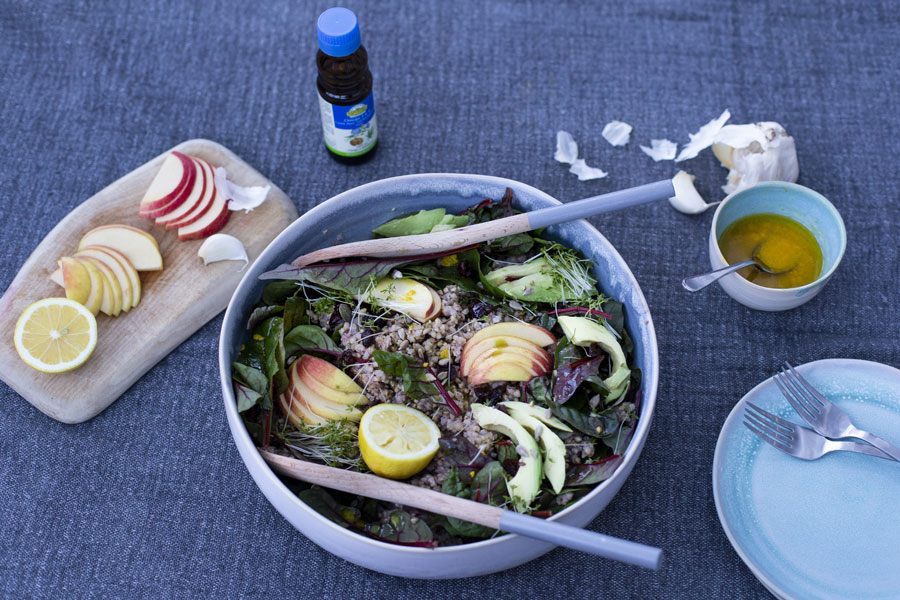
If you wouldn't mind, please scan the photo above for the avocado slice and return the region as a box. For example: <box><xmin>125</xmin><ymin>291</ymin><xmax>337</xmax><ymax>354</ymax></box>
<box><xmin>499</xmin><ymin>401</ymin><xmax>573</xmax><ymax>433</ymax></box>
<box><xmin>506</xmin><ymin>410</ymin><xmax>567</xmax><ymax>494</ymax></box>
<box><xmin>429</xmin><ymin>214</ymin><xmax>469</xmax><ymax>233</ymax></box>
<box><xmin>484</xmin><ymin>258</ymin><xmax>548</xmax><ymax>287</ymax></box>
<box><xmin>373</xmin><ymin>208</ymin><xmax>446</xmax><ymax>237</ymax></box>
<box><xmin>558</xmin><ymin>316</ymin><xmax>631</xmax><ymax>402</ymax></box>
<box><xmin>471</xmin><ymin>403</ymin><xmax>542</xmax><ymax>512</ymax></box>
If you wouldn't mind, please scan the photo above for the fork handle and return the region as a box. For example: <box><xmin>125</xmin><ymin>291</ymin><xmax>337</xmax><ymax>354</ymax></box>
<box><xmin>830</xmin><ymin>440</ymin><xmax>899</xmax><ymax>461</ymax></box>
<box><xmin>847</xmin><ymin>427</ymin><xmax>900</xmax><ymax>461</ymax></box>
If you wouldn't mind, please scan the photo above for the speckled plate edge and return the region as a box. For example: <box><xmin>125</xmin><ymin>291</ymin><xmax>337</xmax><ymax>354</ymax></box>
<box><xmin>711</xmin><ymin>358</ymin><xmax>900</xmax><ymax>600</ymax></box>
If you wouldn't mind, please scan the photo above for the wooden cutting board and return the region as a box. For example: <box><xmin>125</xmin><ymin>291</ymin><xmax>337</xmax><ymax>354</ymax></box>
<box><xmin>0</xmin><ymin>139</ymin><xmax>298</xmax><ymax>423</ymax></box>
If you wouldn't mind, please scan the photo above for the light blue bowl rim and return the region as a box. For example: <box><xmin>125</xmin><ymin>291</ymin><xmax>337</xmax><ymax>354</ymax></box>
<box><xmin>217</xmin><ymin>173</ymin><xmax>659</xmax><ymax>555</ymax></box>
<box><xmin>709</xmin><ymin>181</ymin><xmax>847</xmax><ymax>294</ymax></box>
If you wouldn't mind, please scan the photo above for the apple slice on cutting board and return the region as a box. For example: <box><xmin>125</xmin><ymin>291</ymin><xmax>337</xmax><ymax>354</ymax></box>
<box><xmin>78</xmin><ymin>225</ymin><xmax>163</xmax><ymax>271</ymax></box>
<box><xmin>138</xmin><ymin>151</ymin><xmax>196</xmax><ymax>217</ymax></box>
<box><xmin>177</xmin><ymin>185</ymin><xmax>230</xmax><ymax>241</ymax></box>
<box><xmin>155</xmin><ymin>157</ymin><xmax>213</xmax><ymax>228</ymax></box>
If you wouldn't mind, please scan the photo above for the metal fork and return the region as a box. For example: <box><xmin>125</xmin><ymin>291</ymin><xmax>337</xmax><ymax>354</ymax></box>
<box><xmin>774</xmin><ymin>362</ymin><xmax>900</xmax><ymax>461</ymax></box>
<box><xmin>743</xmin><ymin>402</ymin><xmax>896</xmax><ymax>461</ymax></box>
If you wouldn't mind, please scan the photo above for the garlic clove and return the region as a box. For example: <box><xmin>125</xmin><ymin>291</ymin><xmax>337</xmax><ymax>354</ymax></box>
<box><xmin>669</xmin><ymin>170</ymin><xmax>714</xmax><ymax>214</ymax></box>
<box><xmin>675</xmin><ymin>109</ymin><xmax>731</xmax><ymax>162</ymax></box>
<box><xmin>197</xmin><ymin>233</ymin><xmax>249</xmax><ymax>266</ymax></box>
<box><xmin>569</xmin><ymin>159</ymin><xmax>608</xmax><ymax>181</ymax></box>
<box><xmin>640</xmin><ymin>138</ymin><xmax>678</xmax><ymax>162</ymax></box>
<box><xmin>554</xmin><ymin>130</ymin><xmax>578</xmax><ymax>165</ymax></box>
<box><xmin>601</xmin><ymin>120</ymin><xmax>632</xmax><ymax>146</ymax></box>
<box><xmin>214</xmin><ymin>167</ymin><xmax>271</xmax><ymax>213</ymax></box>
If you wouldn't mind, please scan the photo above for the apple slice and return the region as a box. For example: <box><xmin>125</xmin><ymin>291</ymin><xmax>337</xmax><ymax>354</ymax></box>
<box><xmin>75</xmin><ymin>245</ymin><xmax>133</xmax><ymax>312</ymax></box>
<box><xmin>177</xmin><ymin>187</ymin><xmax>230</xmax><ymax>241</ymax></box>
<box><xmin>60</xmin><ymin>257</ymin><xmax>92</xmax><ymax>306</ymax></box>
<box><xmin>93</xmin><ymin>245</ymin><xmax>141</xmax><ymax>308</ymax></box>
<box><xmin>49</xmin><ymin>265</ymin><xmax>64</xmax><ymax>288</ymax></box>
<box><xmin>424</xmin><ymin>288</ymin><xmax>442</xmax><ymax>320</ymax></box>
<box><xmin>468</xmin><ymin>360</ymin><xmax>535</xmax><ymax>386</ymax></box>
<box><xmin>461</xmin><ymin>337</ymin><xmax>552</xmax><ymax>376</ymax></box>
<box><xmin>368</xmin><ymin>278</ymin><xmax>436</xmax><ymax>321</ymax></box>
<box><xmin>279</xmin><ymin>391</ymin><xmax>328</xmax><ymax>427</ymax></box>
<box><xmin>468</xmin><ymin>322</ymin><xmax>556</xmax><ymax>349</ymax></box>
<box><xmin>289</xmin><ymin>376</ymin><xmax>364</xmax><ymax>422</ymax></box>
<box><xmin>139</xmin><ymin>151</ymin><xmax>196</xmax><ymax>216</ymax></box>
<box><xmin>165</xmin><ymin>158</ymin><xmax>217</xmax><ymax>229</ymax></box>
<box><xmin>156</xmin><ymin>158</ymin><xmax>209</xmax><ymax>227</ymax></box>
<box><xmin>298</xmin><ymin>355</ymin><xmax>364</xmax><ymax>393</ymax></box>
<box><xmin>78</xmin><ymin>225</ymin><xmax>162</xmax><ymax>271</ymax></box>
<box><xmin>295</xmin><ymin>357</ymin><xmax>367</xmax><ymax>405</ymax></box>
<box><xmin>76</xmin><ymin>256</ymin><xmax>122</xmax><ymax>316</ymax></box>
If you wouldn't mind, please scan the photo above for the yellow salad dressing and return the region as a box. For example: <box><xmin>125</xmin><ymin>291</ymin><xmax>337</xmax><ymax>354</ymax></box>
<box><xmin>718</xmin><ymin>213</ymin><xmax>823</xmax><ymax>289</ymax></box>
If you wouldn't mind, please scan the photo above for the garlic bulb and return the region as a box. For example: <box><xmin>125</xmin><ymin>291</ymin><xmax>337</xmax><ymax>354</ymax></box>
<box><xmin>712</xmin><ymin>122</ymin><xmax>799</xmax><ymax>194</ymax></box>
<box><xmin>197</xmin><ymin>234</ymin><xmax>248</xmax><ymax>267</ymax></box>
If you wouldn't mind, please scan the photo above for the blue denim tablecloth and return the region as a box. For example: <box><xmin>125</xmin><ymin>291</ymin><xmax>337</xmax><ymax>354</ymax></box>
<box><xmin>2</xmin><ymin>1</ymin><xmax>899</xmax><ymax>598</ymax></box>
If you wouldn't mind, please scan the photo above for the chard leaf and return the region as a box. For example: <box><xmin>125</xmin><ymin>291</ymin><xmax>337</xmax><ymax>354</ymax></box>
<box><xmin>439</xmin><ymin>516</ymin><xmax>496</xmax><ymax>539</ymax></box>
<box><xmin>602</xmin><ymin>300</ymin><xmax>626</xmax><ymax>335</ymax></box>
<box><xmin>232</xmin><ymin>362</ymin><xmax>268</xmax><ymax>397</ymax></box>
<box><xmin>238</xmin><ymin>321</ymin><xmax>268</xmax><ymax>372</ymax></box>
<box><xmin>373</xmin><ymin>208</ymin><xmax>446</xmax><ymax>237</ymax></box>
<box><xmin>442</xmin><ymin>467</ymin><xmax>468</xmax><ymax>497</ymax></box>
<box><xmin>284</xmin><ymin>324</ymin><xmax>340</xmax><ymax>358</ymax></box>
<box><xmin>283</xmin><ymin>296</ymin><xmax>310</xmax><ymax>332</ymax></box>
<box><xmin>233</xmin><ymin>381</ymin><xmax>262</xmax><ymax>412</ymax></box>
<box><xmin>365</xmin><ymin>510</ymin><xmax>434</xmax><ymax>544</ymax></box>
<box><xmin>372</xmin><ymin>350</ymin><xmax>438</xmax><ymax>400</ymax></box>
<box><xmin>402</xmin><ymin>263</ymin><xmax>479</xmax><ymax>292</ymax></box>
<box><xmin>487</xmin><ymin>232</ymin><xmax>534</xmax><ymax>256</ymax></box>
<box><xmin>471</xmin><ymin>461</ymin><xmax>507</xmax><ymax>505</ymax></box>
<box><xmin>565</xmin><ymin>455</ymin><xmax>623</xmax><ymax>487</ymax></box>
<box><xmin>247</xmin><ymin>304</ymin><xmax>283</xmax><ymax>330</ymax></box>
<box><xmin>438</xmin><ymin>438</ymin><xmax>490</xmax><ymax>477</ymax></box>
<box><xmin>553</xmin><ymin>356</ymin><xmax>602</xmax><ymax>405</ymax></box>
<box><xmin>259</xmin><ymin>247</ymin><xmax>477</xmax><ymax>297</ymax></box>
<box><xmin>262</xmin><ymin>280</ymin><xmax>300</xmax><ymax>305</ymax></box>
<box><xmin>262</xmin><ymin>317</ymin><xmax>288</xmax><ymax>400</ymax></box>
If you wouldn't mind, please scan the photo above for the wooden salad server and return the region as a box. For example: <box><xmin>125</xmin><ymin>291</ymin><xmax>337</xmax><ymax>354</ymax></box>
<box><xmin>291</xmin><ymin>179</ymin><xmax>675</xmax><ymax>266</ymax></box>
<box><xmin>260</xmin><ymin>449</ymin><xmax>663</xmax><ymax>570</ymax></box>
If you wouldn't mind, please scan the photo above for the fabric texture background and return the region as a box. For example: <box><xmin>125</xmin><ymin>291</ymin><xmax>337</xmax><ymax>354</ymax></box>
<box><xmin>1</xmin><ymin>1</ymin><xmax>898</xmax><ymax>598</ymax></box>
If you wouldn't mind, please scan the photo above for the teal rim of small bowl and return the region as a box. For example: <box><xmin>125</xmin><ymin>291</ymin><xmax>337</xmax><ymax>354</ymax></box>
<box><xmin>709</xmin><ymin>181</ymin><xmax>847</xmax><ymax>294</ymax></box>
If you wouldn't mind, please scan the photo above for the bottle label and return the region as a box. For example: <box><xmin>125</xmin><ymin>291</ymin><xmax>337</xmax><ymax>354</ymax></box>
<box><xmin>318</xmin><ymin>92</ymin><xmax>378</xmax><ymax>157</ymax></box>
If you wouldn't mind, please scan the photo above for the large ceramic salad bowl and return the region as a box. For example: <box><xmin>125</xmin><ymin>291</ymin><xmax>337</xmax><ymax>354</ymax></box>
<box><xmin>218</xmin><ymin>173</ymin><xmax>659</xmax><ymax>578</ymax></box>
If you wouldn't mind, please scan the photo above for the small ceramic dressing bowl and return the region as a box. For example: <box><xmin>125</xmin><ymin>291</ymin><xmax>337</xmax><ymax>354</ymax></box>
<box><xmin>708</xmin><ymin>182</ymin><xmax>846</xmax><ymax>311</ymax></box>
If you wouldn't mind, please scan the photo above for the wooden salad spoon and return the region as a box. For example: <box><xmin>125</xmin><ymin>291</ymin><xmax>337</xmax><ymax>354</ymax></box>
<box><xmin>260</xmin><ymin>449</ymin><xmax>663</xmax><ymax>570</ymax></box>
<box><xmin>290</xmin><ymin>179</ymin><xmax>676</xmax><ymax>266</ymax></box>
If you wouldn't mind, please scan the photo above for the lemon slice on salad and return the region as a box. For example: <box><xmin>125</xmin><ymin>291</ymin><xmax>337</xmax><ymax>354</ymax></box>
<box><xmin>358</xmin><ymin>404</ymin><xmax>440</xmax><ymax>479</ymax></box>
<box><xmin>14</xmin><ymin>298</ymin><xmax>98</xmax><ymax>373</ymax></box>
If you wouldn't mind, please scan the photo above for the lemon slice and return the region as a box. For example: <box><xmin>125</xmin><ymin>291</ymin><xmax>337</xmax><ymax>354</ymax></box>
<box><xmin>14</xmin><ymin>298</ymin><xmax>98</xmax><ymax>373</ymax></box>
<box><xmin>358</xmin><ymin>404</ymin><xmax>441</xmax><ymax>479</ymax></box>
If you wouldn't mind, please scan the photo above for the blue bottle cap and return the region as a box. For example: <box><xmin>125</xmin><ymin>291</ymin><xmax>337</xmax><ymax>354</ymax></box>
<box><xmin>317</xmin><ymin>8</ymin><xmax>361</xmax><ymax>57</ymax></box>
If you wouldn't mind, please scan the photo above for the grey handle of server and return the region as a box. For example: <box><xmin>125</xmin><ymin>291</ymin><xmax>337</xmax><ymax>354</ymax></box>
<box><xmin>499</xmin><ymin>511</ymin><xmax>663</xmax><ymax>570</ymax></box>
<box><xmin>527</xmin><ymin>179</ymin><xmax>676</xmax><ymax>230</ymax></box>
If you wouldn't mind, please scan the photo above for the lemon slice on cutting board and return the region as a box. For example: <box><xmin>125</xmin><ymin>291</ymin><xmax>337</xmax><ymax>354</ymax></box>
<box><xmin>14</xmin><ymin>298</ymin><xmax>98</xmax><ymax>373</ymax></box>
<box><xmin>358</xmin><ymin>404</ymin><xmax>441</xmax><ymax>479</ymax></box>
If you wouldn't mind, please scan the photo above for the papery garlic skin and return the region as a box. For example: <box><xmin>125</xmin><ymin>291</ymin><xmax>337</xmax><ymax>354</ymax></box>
<box><xmin>554</xmin><ymin>131</ymin><xmax>578</xmax><ymax>164</ymax></box>
<box><xmin>712</xmin><ymin>122</ymin><xmax>799</xmax><ymax>194</ymax></box>
<box><xmin>197</xmin><ymin>233</ymin><xmax>249</xmax><ymax>266</ymax></box>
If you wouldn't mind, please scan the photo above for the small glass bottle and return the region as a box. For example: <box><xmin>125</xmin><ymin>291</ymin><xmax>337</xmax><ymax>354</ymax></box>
<box><xmin>316</xmin><ymin>8</ymin><xmax>378</xmax><ymax>164</ymax></box>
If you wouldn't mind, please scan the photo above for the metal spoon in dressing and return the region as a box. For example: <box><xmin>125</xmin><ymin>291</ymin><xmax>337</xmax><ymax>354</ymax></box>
<box><xmin>682</xmin><ymin>243</ymin><xmax>794</xmax><ymax>292</ymax></box>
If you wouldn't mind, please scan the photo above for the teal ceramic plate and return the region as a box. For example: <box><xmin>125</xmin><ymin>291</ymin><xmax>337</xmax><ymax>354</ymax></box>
<box><xmin>713</xmin><ymin>359</ymin><xmax>900</xmax><ymax>599</ymax></box>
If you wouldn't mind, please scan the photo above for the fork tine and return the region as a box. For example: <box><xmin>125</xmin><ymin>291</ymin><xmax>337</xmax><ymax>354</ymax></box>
<box><xmin>773</xmin><ymin>372</ymin><xmax>819</xmax><ymax>421</ymax></box>
<box><xmin>743</xmin><ymin>420</ymin><xmax>795</xmax><ymax>455</ymax></box>
<box><xmin>745</xmin><ymin>402</ymin><xmax>795</xmax><ymax>436</ymax></box>
<box><xmin>784</xmin><ymin>362</ymin><xmax>827</xmax><ymax>408</ymax></box>
<box><xmin>744</xmin><ymin>411</ymin><xmax>794</xmax><ymax>444</ymax></box>
<box><xmin>780</xmin><ymin>367</ymin><xmax>823</xmax><ymax>415</ymax></box>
